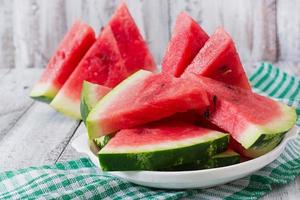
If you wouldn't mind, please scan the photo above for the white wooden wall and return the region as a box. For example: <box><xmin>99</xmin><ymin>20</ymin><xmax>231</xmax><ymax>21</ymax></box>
<box><xmin>0</xmin><ymin>0</ymin><xmax>299</xmax><ymax>68</ymax></box>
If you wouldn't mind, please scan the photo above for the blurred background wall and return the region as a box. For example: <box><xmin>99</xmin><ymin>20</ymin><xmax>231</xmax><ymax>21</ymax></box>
<box><xmin>0</xmin><ymin>0</ymin><xmax>298</xmax><ymax>69</ymax></box>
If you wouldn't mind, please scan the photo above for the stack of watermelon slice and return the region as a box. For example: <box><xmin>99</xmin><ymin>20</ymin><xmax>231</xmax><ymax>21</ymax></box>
<box><xmin>30</xmin><ymin>3</ymin><xmax>297</xmax><ymax>171</ymax></box>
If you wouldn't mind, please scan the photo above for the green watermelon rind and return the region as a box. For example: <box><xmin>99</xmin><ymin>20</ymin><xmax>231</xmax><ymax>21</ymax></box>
<box><xmin>98</xmin><ymin>132</ymin><xmax>229</xmax><ymax>171</ymax></box>
<box><xmin>93</xmin><ymin>135</ymin><xmax>113</xmax><ymax>149</ymax></box>
<box><xmin>238</xmin><ymin>103</ymin><xmax>297</xmax><ymax>149</ymax></box>
<box><xmin>167</xmin><ymin>149</ymin><xmax>240</xmax><ymax>171</ymax></box>
<box><xmin>30</xmin><ymin>84</ymin><xmax>58</xmax><ymax>103</ymax></box>
<box><xmin>86</xmin><ymin>70</ymin><xmax>153</xmax><ymax>139</ymax></box>
<box><xmin>203</xmin><ymin>149</ymin><xmax>240</xmax><ymax>169</ymax></box>
<box><xmin>80</xmin><ymin>81</ymin><xmax>104</xmax><ymax>123</ymax></box>
<box><xmin>80</xmin><ymin>96</ymin><xmax>90</xmax><ymax>124</ymax></box>
<box><xmin>50</xmin><ymin>92</ymin><xmax>82</xmax><ymax>120</ymax></box>
<box><xmin>239</xmin><ymin>132</ymin><xmax>285</xmax><ymax>158</ymax></box>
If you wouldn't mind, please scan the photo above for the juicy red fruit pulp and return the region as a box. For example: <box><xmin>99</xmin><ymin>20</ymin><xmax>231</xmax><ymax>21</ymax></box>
<box><xmin>162</xmin><ymin>12</ymin><xmax>209</xmax><ymax>77</ymax></box>
<box><xmin>107</xmin><ymin>122</ymin><xmax>212</xmax><ymax>148</ymax></box>
<box><xmin>186</xmin><ymin>27</ymin><xmax>251</xmax><ymax>90</ymax></box>
<box><xmin>63</xmin><ymin>27</ymin><xmax>126</xmax><ymax>101</ymax></box>
<box><xmin>38</xmin><ymin>20</ymin><xmax>96</xmax><ymax>90</ymax></box>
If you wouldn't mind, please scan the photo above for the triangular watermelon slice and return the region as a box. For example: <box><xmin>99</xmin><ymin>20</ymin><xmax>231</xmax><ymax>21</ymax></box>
<box><xmin>161</xmin><ymin>12</ymin><xmax>209</xmax><ymax>77</ymax></box>
<box><xmin>183</xmin><ymin>74</ymin><xmax>297</xmax><ymax>149</ymax></box>
<box><xmin>185</xmin><ymin>27</ymin><xmax>251</xmax><ymax>90</ymax></box>
<box><xmin>109</xmin><ymin>2</ymin><xmax>156</xmax><ymax>73</ymax></box>
<box><xmin>86</xmin><ymin>70</ymin><xmax>209</xmax><ymax>139</ymax></box>
<box><xmin>50</xmin><ymin>27</ymin><xmax>127</xmax><ymax>119</ymax></box>
<box><xmin>30</xmin><ymin>21</ymin><xmax>96</xmax><ymax>102</ymax></box>
<box><xmin>99</xmin><ymin>122</ymin><xmax>229</xmax><ymax>171</ymax></box>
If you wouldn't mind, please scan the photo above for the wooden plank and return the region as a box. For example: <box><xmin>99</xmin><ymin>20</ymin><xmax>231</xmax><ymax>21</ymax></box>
<box><xmin>169</xmin><ymin>0</ymin><xmax>277</xmax><ymax>63</ymax></box>
<box><xmin>277</xmin><ymin>0</ymin><xmax>300</xmax><ymax>62</ymax></box>
<box><xmin>13</xmin><ymin>0</ymin><xmax>40</xmax><ymax>68</ymax></box>
<box><xmin>37</xmin><ymin>0</ymin><xmax>67</xmax><ymax>68</ymax></box>
<box><xmin>0</xmin><ymin>102</ymin><xmax>80</xmax><ymax>171</ymax></box>
<box><xmin>0</xmin><ymin>0</ymin><xmax>14</xmax><ymax>68</ymax></box>
<box><xmin>65</xmin><ymin>0</ymin><xmax>119</xmax><ymax>36</ymax></box>
<box><xmin>57</xmin><ymin>123</ymin><xmax>87</xmax><ymax>162</ymax></box>
<box><xmin>13</xmin><ymin>0</ymin><xmax>67</xmax><ymax>68</ymax></box>
<box><xmin>0</xmin><ymin>69</ymin><xmax>41</xmax><ymax>141</ymax></box>
<box><xmin>141</xmin><ymin>0</ymin><xmax>170</xmax><ymax>64</ymax></box>
<box><xmin>0</xmin><ymin>68</ymin><xmax>82</xmax><ymax>171</ymax></box>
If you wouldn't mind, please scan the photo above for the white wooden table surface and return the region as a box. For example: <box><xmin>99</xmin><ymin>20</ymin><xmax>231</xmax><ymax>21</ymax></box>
<box><xmin>0</xmin><ymin>63</ymin><xmax>299</xmax><ymax>199</ymax></box>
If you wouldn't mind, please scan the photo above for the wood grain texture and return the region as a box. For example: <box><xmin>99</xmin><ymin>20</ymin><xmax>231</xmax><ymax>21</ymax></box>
<box><xmin>13</xmin><ymin>0</ymin><xmax>67</xmax><ymax>68</ymax></box>
<box><xmin>37</xmin><ymin>0</ymin><xmax>67</xmax><ymax>68</ymax></box>
<box><xmin>141</xmin><ymin>0</ymin><xmax>170</xmax><ymax>64</ymax></box>
<box><xmin>57</xmin><ymin>123</ymin><xmax>87</xmax><ymax>163</ymax></box>
<box><xmin>277</xmin><ymin>0</ymin><xmax>300</xmax><ymax>62</ymax></box>
<box><xmin>0</xmin><ymin>69</ymin><xmax>39</xmax><ymax>141</ymax></box>
<box><xmin>65</xmin><ymin>0</ymin><xmax>119</xmax><ymax>36</ymax></box>
<box><xmin>169</xmin><ymin>0</ymin><xmax>277</xmax><ymax>63</ymax></box>
<box><xmin>0</xmin><ymin>69</ymin><xmax>80</xmax><ymax>171</ymax></box>
<box><xmin>0</xmin><ymin>0</ymin><xmax>14</xmax><ymax>68</ymax></box>
<box><xmin>2</xmin><ymin>0</ymin><xmax>296</xmax><ymax>68</ymax></box>
<box><xmin>13</xmin><ymin>0</ymin><xmax>40</xmax><ymax>68</ymax></box>
<box><xmin>0</xmin><ymin>102</ymin><xmax>80</xmax><ymax>171</ymax></box>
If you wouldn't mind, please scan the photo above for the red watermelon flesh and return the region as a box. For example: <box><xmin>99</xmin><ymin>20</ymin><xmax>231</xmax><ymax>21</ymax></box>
<box><xmin>109</xmin><ymin>2</ymin><xmax>156</xmax><ymax>73</ymax></box>
<box><xmin>160</xmin><ymin>110</ymin><xmax>202</xmax><ymax>124</ymax></box>
<box><xmin>183</xmin><ymin>74</ymin><xmax>296</xmax><ymax>149</ymax></box>
<box><xmin>30</xmin><ymin>20</ymin><xmax>96</xmax><ymax>102</ymax></box>
<box><xmin>162</xmin><ymin>12</ymin><xmax>209</xmax><ymax>77</ymax></box>
<box><xmin>86</xmin><ymin>70</ymin><xmax>209</xmax><ymax>139</ymax></box>
<box><xmin>186</xmin><ymin>27</ymin><xmax>251</xmax><ymax>90</ymax></box>
<box><xmin>50</xmin><ymin>26</ymin><xmax>127</xmax><ymax>119</ymax></box>
<box><xmin>107</xmin><ymin>122</ymin><xmax>217</xmax><ymax>148</ymax></box>
<box><xmin>99</xmin><ymin>121</ymin><xmax>228</xmax><ymax>171</ymax></box>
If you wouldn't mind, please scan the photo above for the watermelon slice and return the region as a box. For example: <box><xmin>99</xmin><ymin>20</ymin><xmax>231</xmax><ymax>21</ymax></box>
<box><xmin>86</xmin><ymin>70</ymin><xmax>209</xmax><ymax>139</ymax></box>
<box><xmin>185</xmin><ymin>27</ymin><xmax>251</xmax><ymax>90</ymax></box>
<box><xmin>30</xmin><ymin>21</ymin><xmax>96</xmax><ymax>102</ymax></box>
<box><xmin>184</xmin><ymin>74</ymin><xmax>297</xmax><ymax>149</ymax></box>
<box><xmin>161</xmin><ymin>12</ymin><xmax>209</xmax><ymax>77</ymax></box>
<box><xmin>109</xmin><ymin>2</ymin><xmax>156</xmax><ymax>73</ymax></box>
<box><xmin>229</xmin><ymin>133</ymin><xmax>285</xmax><ymax>158</ymax></box>
<box><xmin>80</xmin><ymin>81</ymin><xmax>111</xmax><ymax>123</ymax></box>
<box><xmin>98</xmin><ymin>122</ymin><xmax>229</xmax><ymax>171</ymax></box>
<box><xmin>50</xmin><ymin>27</ymin><xmax>125</xmax><ymax>119</ymax></box>
<box><xmin>167</xmin><ymin>149</ymin><xmax>240</xmax><ymax>171</ymax></box>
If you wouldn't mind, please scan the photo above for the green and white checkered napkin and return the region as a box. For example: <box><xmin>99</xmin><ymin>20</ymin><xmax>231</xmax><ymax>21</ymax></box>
<box><xmin>0</xmin><ymin>63</ymin><xmax>299</xmax><ymax>200</ymax></box>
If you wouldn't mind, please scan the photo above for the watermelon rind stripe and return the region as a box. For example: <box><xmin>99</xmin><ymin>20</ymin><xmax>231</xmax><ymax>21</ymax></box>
<box><xmin>50</xmin><ymin>92</ymin><xmax>81</xmax><ymax>120</ymax></box>
<box><xmin>81</xmin><ymin>81</ymin><xmax>99</xmax><ymax>123</ymax></box>
<box><xmin>81</xmin><ymin>81</ymin><xmax>111</xmax><ymax>124</ymax></box>
<box><xmin>99</xmin><ymin>133</ymin><xmax>229</xmax><ymax>171</ymax></box>
<box><xmin>166</xmin><ymin>149</ymin><xmax>239</xmax><ymax>171</ymax></box>
<box><xmin>204</xmin><ymin>150</ymin><xmax>240</xmax><ymax>169</ymax></box>
<box><xmin>80</xmin><ymin>95</ymin><xmax>90</xmax><ymax>124</ymax></box>
<box><xmin>30</xmin><ymin>83</ymin><xmax>59</xmax><ymax>103</ymax></box>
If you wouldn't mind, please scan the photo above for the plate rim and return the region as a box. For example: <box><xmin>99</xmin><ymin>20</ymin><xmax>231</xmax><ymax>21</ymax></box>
<box><xmin>72</xmin><ymin>126</ymin><xmax>299</xmax><ymax>175</ymax></box>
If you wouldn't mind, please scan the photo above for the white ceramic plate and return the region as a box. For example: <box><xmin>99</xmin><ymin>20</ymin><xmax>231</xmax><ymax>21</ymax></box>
<box><xmin>72</xmin><ymin>126</ymin><xmax>299</xmax><ymax>189</ymax></box>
